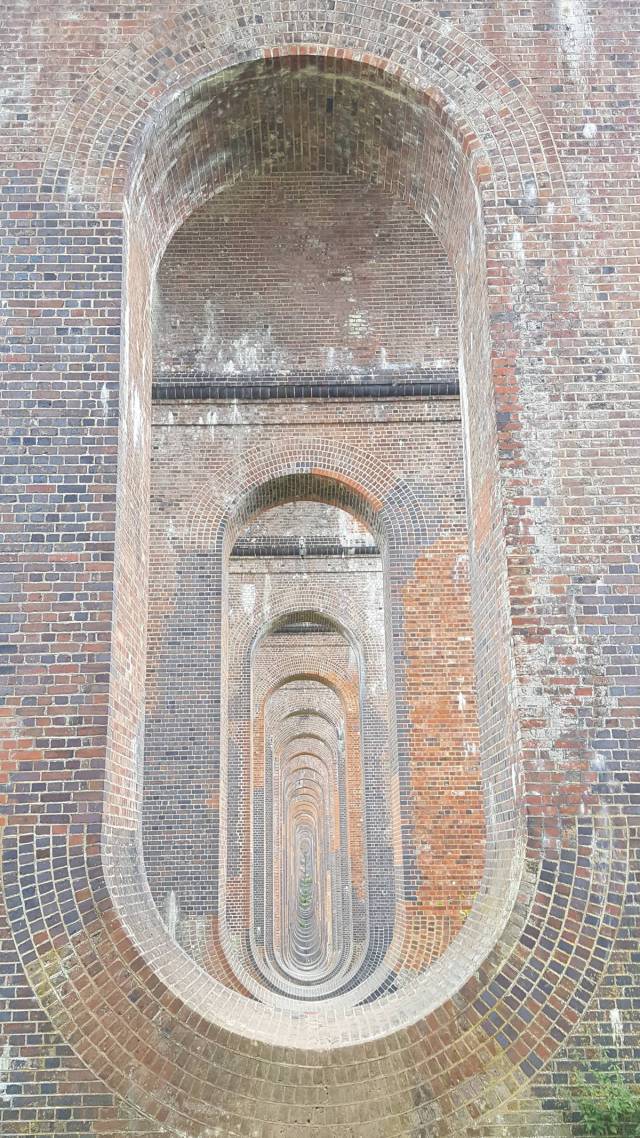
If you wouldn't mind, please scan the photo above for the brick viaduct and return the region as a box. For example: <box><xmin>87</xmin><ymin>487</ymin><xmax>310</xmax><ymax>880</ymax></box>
<box><xmin>1</xmin><ymin>3</ymin><xmax>638</xmax><ymax>1137</ymax></box>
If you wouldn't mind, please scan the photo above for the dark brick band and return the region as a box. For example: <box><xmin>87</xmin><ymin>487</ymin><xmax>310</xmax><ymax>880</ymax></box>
<box><xmin>153</xmin><ymin>373</ymin><xmax>460</xmax><ymax>401</ymax></box>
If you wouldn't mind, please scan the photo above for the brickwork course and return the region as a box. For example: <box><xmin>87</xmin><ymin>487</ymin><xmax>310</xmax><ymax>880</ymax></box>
<box><xmin>1</xmin><ymin>2</ymin><xmax>638</xmax><ymax>1137</ymax></box>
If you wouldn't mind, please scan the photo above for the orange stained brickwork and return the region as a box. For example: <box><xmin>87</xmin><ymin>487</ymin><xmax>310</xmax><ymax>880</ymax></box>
<box><xmin>403</xmin><ymin>540</ymin><xmax>485</xmax><ymax>965</ymax></box>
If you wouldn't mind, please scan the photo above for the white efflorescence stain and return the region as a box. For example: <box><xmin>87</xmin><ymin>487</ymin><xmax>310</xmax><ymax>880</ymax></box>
<box><xmin>347</xmin><ymin>311</ymin><xmax>368</xmax><ymax>338</ymax></box>
<box><xmin>241</xmin><ymin>582</ymin><xmax>257</xmax><ymax>617</ymax></box>
<box><xmin>558</xmin><ymin>0</ymin><xmax>595</xmax><ymax>86</ymax></box>
<box><xmin>165</xmin><ymin>890</ymin><xmax>178</xmax><ymax>940</ymax></box>
<box><xmin>511</xmin><ymin>229</ymin><xmax>525</xmax><ymax>267</ymax></box>
<box><xmin>0</xmin><ymin>1040</ymin><xmax>11</xmax><ymax>1104</ymax></box>
<box><xmin>610</xmin><ymin>1008</ymin><xmax>624</xmax><ymax>1047</ymax></box>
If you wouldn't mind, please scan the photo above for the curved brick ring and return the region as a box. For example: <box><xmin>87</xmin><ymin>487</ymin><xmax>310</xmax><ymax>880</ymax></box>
<box><xmin>3</xmin><ymin>814</ymin><xmax>625</xmax><ymax>1133</ymax></box>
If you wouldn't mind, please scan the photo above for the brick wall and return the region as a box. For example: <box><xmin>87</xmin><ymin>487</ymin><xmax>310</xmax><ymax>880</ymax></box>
<box><xmin>1</xmin><ymin>4</ymin><xmax>638</xmax><ymax>1136</ymax></box>
<box><xmin>154</xmin><ymin>174</ymin><xmax>457</xmax><ymax>379</ymax></box>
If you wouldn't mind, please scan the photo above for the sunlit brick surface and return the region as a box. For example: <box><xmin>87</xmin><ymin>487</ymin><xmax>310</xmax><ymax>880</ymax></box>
<box><xmin>2</xmin><ymin>3</ymin><xmax>638</xmax><ymax>1136</ymax></box>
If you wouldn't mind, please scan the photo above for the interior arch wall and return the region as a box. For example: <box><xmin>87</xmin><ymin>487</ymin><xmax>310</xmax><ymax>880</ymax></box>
<box><xmin>147</xmin><ymin>421</ymin><xmax>489</xmax><ymax>988</ymax></box>
<box><xmin>139</xmin><ymin>81</ymin><xmax>498</xmax><ymax>1006</ymax></box>
<box><xmin>118</xmin><ymin>59</ymin><xmax>513</xmax><ymax>898</ymax></box>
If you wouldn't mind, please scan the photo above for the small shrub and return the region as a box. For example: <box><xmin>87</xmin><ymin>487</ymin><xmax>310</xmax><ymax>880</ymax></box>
<box><xmin>570</xmin><ymin>1063</ymin><xmax>640</xmax><ymax>1137</ymax></box>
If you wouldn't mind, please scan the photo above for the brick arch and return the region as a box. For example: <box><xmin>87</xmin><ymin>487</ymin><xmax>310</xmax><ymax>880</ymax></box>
<box><xmin>192</xmin><ymin>447</ymin><xmax>489</xmax><ymax>995</ymax></box>
<box><xmin>129</xmin><ymin>55</ymin><xmax>487</xmax><ymax>270</ymax></box>
<box><xmin>255</xmin><ymin>663</ymin><xmax>362</xmax><ymax>713</ymax></box>
<box><xmin>184</xmin><ymin>438</ymin><xmax>430</xmax><ymax>553</ymax></box>
<box><xmin>280</xmin><ymin>741</ymin><xmax>334</xmax><ymax>764</ymax></box>
<box><xmin>249</xmin><ymin>671</ymin><xmax>396</xmax><ymax>1010</ymax></box>
<box><xmin>5</xmin><ymin>810</ymin><xmax>624</xmax><ymax>1132</ymax></box>
<box><xmin>106</xmin><ymin>32</ymin><xmax>519</xmax><ymax>951</ymax></box>
<box><xmin>232</xmin><ymin>601</ymin><xmax>385</xmax><ymax>690</ymax></box>
<box><xmin>39</xmin><ymin>1</ymin><xmax>567</xmax><ymax>208</ymax></box>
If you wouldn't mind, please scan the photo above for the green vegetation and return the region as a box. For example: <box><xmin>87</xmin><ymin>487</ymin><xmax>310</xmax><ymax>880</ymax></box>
<box><xmin>569</xmin><ymin>1063</ymin><xmax>640</xmax><ymax>1136</ymax></box>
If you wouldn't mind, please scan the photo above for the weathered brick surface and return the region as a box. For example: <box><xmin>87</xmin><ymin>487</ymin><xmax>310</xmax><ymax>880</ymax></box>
<box><xmin>155</xmin><ymin>174</ymin><xmax>457</xmax><ymax>379</ymax></box>
<box><xmin>1</xmin><ymin>2</ymin><xmax>638</xmax><ymax>1136</ymax></box>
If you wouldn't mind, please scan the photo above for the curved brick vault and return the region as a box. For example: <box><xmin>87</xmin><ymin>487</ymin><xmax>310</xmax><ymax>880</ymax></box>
<box><xmin>2</xmin><ymin>4</ymin><xmax>637</xmax><ymax>1138</ymax></box>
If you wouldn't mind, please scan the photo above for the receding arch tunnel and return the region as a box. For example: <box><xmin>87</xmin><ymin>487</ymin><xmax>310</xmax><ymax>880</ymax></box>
<box><xmin>132</xmin><ymin>51</ymin><xmax>520</xmax><ymax>1044</ymax></box>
